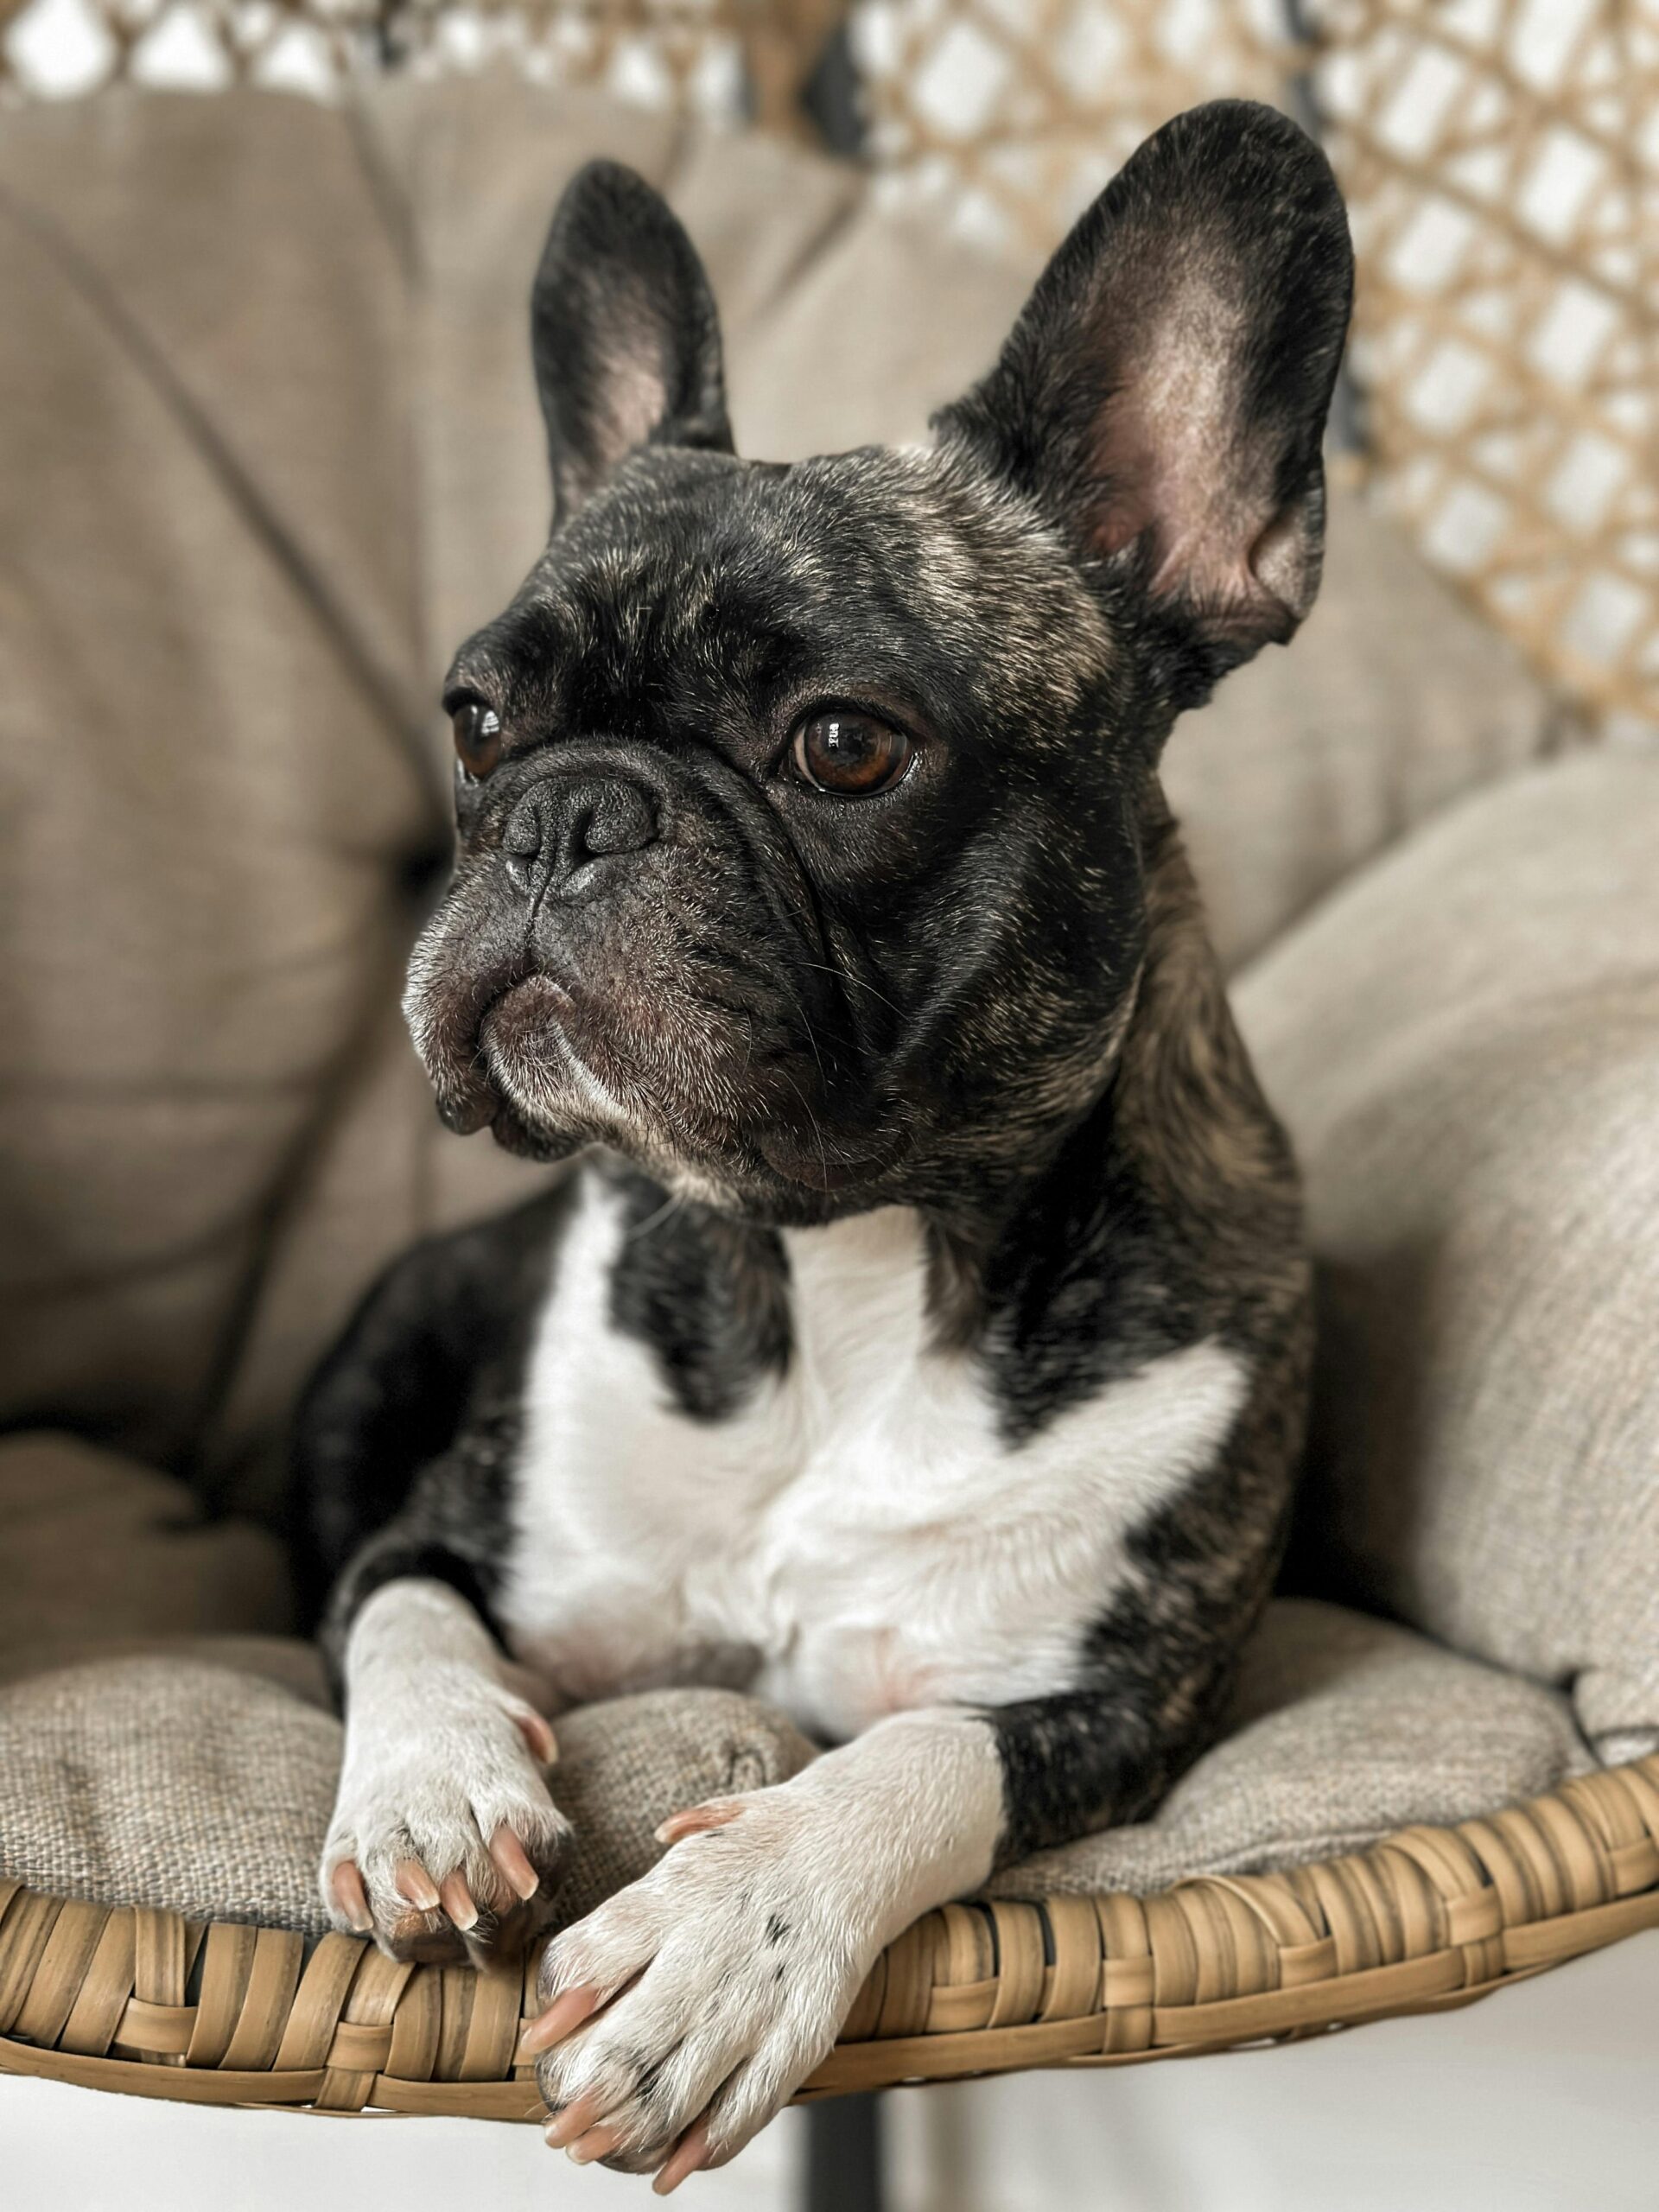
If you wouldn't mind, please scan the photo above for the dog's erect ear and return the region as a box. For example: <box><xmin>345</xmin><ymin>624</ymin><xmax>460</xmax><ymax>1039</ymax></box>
<box><xmin>938</xmin><ymin>101</ymin><xmax>1353</xmax><ymax>705</ymax></box>
<box><xmin>531</xmin><ymin>161</ymin><xmax>733</xmax><ymax>525</ymax></box>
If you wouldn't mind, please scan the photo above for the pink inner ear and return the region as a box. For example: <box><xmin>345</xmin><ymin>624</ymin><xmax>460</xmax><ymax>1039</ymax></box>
<box><xmin>581</xmin><ymin>266</ymin><xmax>681</xmax><ymax>479</ymax></box>
<box><xmin>594</xmin><ymin>340</ymin><xmax>671</xmax><ymax>470</ymax></box>
<box><xmin>1086</xmin><ymin>271</ymin><xmax>1306</xmax><ymax>642</ymax></box>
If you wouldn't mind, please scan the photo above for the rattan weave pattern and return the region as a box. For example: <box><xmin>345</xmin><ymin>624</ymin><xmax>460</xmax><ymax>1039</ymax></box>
<box><xmin>850</xmin><ymin>0</ymin><xmax>1658</xmax><ymax>743</ymax></box>
<box><xmin>3</xmin><ymin>1756</ymin><xmax>1657</xmax><ymax>2114</ymax></box>
<box><xmin>1311</xmin><ymin>0</ymin><xmax>1659</xmax><ymax>742</ymax></box>
<box><xmin>0</xmin><ymin>0</ymin><xmax>833</xmax><ymax>135</ymax></box>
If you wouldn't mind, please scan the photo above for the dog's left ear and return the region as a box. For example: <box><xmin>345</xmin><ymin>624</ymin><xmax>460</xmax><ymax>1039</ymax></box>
<box><xmin>938</xmin><ymin>101</ymin><xmax>1353</xmax><ymax>708</ymax></box>
<box><xmin>531</xmin><ymin>161</ymin><xmax>733</xmax><ymax>526</ymax></box>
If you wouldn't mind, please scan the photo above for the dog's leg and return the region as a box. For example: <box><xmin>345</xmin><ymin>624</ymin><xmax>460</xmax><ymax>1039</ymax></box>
<box><xmin>321</xmin><ymin>1574</ymin><xmax>571</xmax><ymax>1963</ymax></box>
<box><xmin>523</xmin><ymin>1707</ymin><xmax>1005</xmax><ymax>2187</ymax></box>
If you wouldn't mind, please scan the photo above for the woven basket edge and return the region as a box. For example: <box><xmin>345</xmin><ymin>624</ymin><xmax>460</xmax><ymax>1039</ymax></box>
<box><xmin>2</xmin><ymin>1752</ymin><xmax>1656</xmax><ymax>2113</ymax></box>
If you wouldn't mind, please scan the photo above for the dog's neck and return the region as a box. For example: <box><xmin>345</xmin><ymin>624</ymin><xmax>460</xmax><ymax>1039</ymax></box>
<box><xmin>919</xmin><ymin>799</ymin><xmax>1285</xmax><ymax>1348</ymax></box>
<box><xmin>604</xmin><ymin>800</ymin><xmax>1288</xmax><ymax>1415</ymax></box>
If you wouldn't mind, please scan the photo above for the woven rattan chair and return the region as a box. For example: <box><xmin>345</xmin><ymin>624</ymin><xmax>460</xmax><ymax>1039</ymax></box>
<box><xmin>5</xmin><ymin>1758</ymin><xmax>1659</xmax><ymax>2118</ymax></box>
<box><xmin>1</xmin><ymin>2</ymin><xmax>1655</xmax><ymax>2193</ymax></box>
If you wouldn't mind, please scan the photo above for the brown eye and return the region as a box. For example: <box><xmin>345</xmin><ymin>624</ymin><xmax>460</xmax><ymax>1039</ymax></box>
<box><xmin>791</xmin><ymin>710</ymin><xmax>912</xmax><ymax>796</ymax></box>
<box><xmin>452</xmin><ymin>699</ymin><xmax>502</xmax><ymax>779</ymax></box>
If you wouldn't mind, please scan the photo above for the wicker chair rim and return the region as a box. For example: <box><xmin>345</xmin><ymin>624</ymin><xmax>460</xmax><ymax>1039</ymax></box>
<box><xmin>3</xmin><ymin>1753</ymin><xmax>1656</xmax><ymax>2113</ymax></box>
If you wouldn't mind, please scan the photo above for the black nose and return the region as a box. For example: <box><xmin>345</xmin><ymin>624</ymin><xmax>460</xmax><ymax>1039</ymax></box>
<box><xmin>501</xmin><ymin>775</ymin><xmax>658</xmax><ymax>898</ymax></box>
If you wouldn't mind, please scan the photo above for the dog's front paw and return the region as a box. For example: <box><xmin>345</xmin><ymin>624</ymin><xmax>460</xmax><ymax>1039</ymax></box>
<box><xmin>523</xmin><ymin>1789</ymin><xmax>865</xmax><ymax>2188</ymax></box>
<box><xmin>321</xmin><ymin>1690</ymin><xmax>571</xmax><ymax>1965</ymax></box>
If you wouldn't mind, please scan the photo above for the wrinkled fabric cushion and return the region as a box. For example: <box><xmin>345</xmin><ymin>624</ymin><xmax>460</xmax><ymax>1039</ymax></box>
<box><xmin>0</xmin><ymin>1607</ymin><xmax>1589</xmax><ymax>1936</ymax></box>
<box><xmin>0</xmin><ymin>94</ymin><xmax>432</xmax><ymax>1478</ymax></box>
<box><xmin>1237</xmin><ymin>753</ymin><xmax>1659</xmax><ymax>1763</ymax></box>
<box><xmin>0</xmin><ymin>1659</ymin><xmax>344</xmax><ymax>1932</ymax></box>
<box><xmin>0</xmin><ymin>1438</ymin><xmax>1599</xmax><ymax>1925</ymax></box>
<box><xmin>0</xmin><ymin>92</ymin><xmax>552</xmax><ymax>1507</ymax></box>
<box><xmin>0</xmin><ymin>1661</ymin><xmax>817</xmax><ymax>1938</ymax></box>
<box><xmin>991</xmin><ymin>1600</ymin><xmax>1592</xmax><ymax>1898</ymax></box>
<box><xmin>1161</xmin><ymin>499</ymin><xmax>1561</xmax><ymax>974</ymax></box>
<box><xmin>0</xmin><ymin>1433</ymin><xmax>292</xmax><ymax>1662</ymax></box>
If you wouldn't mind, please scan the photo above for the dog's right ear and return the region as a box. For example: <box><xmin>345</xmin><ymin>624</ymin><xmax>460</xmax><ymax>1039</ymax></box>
<box><xmin>531</xmin><ymin>162</ymin><xmax>733</xmax><ymax>527</ymax></box>
<box><xmin>938</xmin><ymin>102</ymin><xmax>1352</xmax><ymax>713</ymax></box>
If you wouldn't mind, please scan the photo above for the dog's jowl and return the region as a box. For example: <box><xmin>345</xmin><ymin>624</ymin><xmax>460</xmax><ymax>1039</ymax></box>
<box><xmin>291</xmin><ymin>99</ymin><xmax>1351</xmax><ymax>2185</ymax></box>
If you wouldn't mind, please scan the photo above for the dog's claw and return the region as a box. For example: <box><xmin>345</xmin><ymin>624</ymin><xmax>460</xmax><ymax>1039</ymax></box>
<box><xmin>439</xmin><ymin>1869</ymin><xmax>478</xmax><ymax>1930</ymax></box>
<box><xmin>490</xmin><ymin>1822</ymin><xmax>543</xmax><ymax>1901</ymax></box>
<box><xmin>654</xmin><ymin>2120</ymin><xmax>714</xmax><ymax>2196</ymax></box>
<box><xmin>568</xmin><ymin>2124</ymin><xmax>625</xmax><ymax>2166</ymax></box>
<box><xmin>332</xmin><ymin>1860</ymin><xmax>373</xmax><ymax>1934</ymax></box>
<box><xmin>521</xmin><ymin>1984</ymin><xmax>601</xmax><ymax>2061</ymax></box>
<box><xmin>655</xmin><ymin>1799</ymin><xmax>743</xmax><ymax>1847</ymax></box>
<box><xmin>543</xmin><ymin>2087</ymin><xmax>607</xmax><ymax>2147</ymax></box>
<box><xmin>512</xmin><ymin>1707</ymin><xmax>560</xmax><ymax>1764</ymax></box>
<box><xmin>394</xmin><ymin>1859</ymin><xmax>442</xmax><ymax>1912</ymax></box>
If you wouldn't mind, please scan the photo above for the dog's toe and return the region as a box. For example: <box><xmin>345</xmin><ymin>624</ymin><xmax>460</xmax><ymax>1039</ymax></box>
<box><xmin>321</xmin><ymin>1743</ymin><xmax>572</xmax><ymax>1963</ymax></box>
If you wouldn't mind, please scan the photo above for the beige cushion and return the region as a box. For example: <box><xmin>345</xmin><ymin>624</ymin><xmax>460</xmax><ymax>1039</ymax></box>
<box><xmin>0</xmin><ymin>1658</ymin><xmax>817</xmax><ymax>1939</ymax></box>
<box><xmin>1162</xmin><ymin>499</ymin><xmax>1563</xmax><ymax>973</ymax></box>
<box><xmin>1237</xmin><ymin>753</ymin><xmax>1659</xmax><ymax>1763</ymax></box>
<box><xmin>0</xmin><ymin>91</ymin><xmax>551</xmax><ymax>1509</ymax></box>
<box><xmin>0</xmin><ymin>1599</ymin><xmax>1587</xmax><ymax>1934</ymax></box>
<box><xmin>992</xmin><ymin>1599</ymin><xmax>1592</xmax><ymax>1898</ymax></box>
<box><xmin>0</xmin><ymin>1433</ymin><xmax>292</xmax><ymax>1663</ymax></box>
<box><xmin>1</xmin><ymin>1433</ymin><xmax>1589</xmax><ymax>1923</ymax></box>
<box><xmin>0</xmin><ymin>92</ymin><xmax>422</xmax><ymax>1478</ymax></box>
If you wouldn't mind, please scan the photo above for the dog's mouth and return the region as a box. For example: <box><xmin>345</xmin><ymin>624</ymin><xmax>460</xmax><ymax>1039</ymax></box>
<box><xmin>473</xmin><ymin>974</ymin><xmax>589</xmax><ymax>1161</ymax></box>
<box><xmin>438</xmin><ymin>962</ymin><xmax>912</xmax><ymax>1202</ymax></box>
<box><xmin>748</xmin><ymin>1109</ymin><xmax>911</xmax><ymax>1196</ymax></box>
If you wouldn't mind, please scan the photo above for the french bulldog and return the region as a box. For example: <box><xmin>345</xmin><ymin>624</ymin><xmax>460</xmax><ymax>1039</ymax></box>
<box><xmin>292</xmin><ymin>99</ymin><xmax>1351</xmax><ymax>2190</ymax></box>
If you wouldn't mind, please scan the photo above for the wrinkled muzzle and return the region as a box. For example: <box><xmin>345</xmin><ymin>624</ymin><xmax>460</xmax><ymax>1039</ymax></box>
<box><xmin>402</xmin><ymin>748</ymin><xmax>912</xmax><ymax>1209</ymax></box>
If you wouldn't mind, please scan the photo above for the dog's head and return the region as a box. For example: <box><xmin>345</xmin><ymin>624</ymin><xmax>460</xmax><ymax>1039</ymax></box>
<box><xmin>405</xmin><ymin>101</ymin><xmax>1351</xmax><ymax>1226</ymax></box>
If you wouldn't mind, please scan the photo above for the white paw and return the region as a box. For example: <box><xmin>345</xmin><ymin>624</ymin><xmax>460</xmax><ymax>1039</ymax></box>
<box><xmin>526</xmin><ymin>1789</ymin><xmax>868</xmax><ymax>2183</ymax></box>
<box><xmin>321</xmin><ymin>1681</ymin><xmax>571</xmax><ymax>1962</ymax></box>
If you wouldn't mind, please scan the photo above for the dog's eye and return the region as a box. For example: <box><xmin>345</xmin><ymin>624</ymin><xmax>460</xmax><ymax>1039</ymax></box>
<box><xmin>791</xmin><ymin>711</ymin><xmax>912</xmax><ymax>796</ymax></box>
<box><xmin>451</xmin><ymin>699</ymin><xmax>503</xmax><ymax>780</ymax></box>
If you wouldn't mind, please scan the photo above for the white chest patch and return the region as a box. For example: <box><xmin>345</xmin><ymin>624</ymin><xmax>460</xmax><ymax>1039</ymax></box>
<box><xmin>500</xmin><ymin>1179</ymin><xmax>1249</xmax><ymax>1740</ymax></box>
